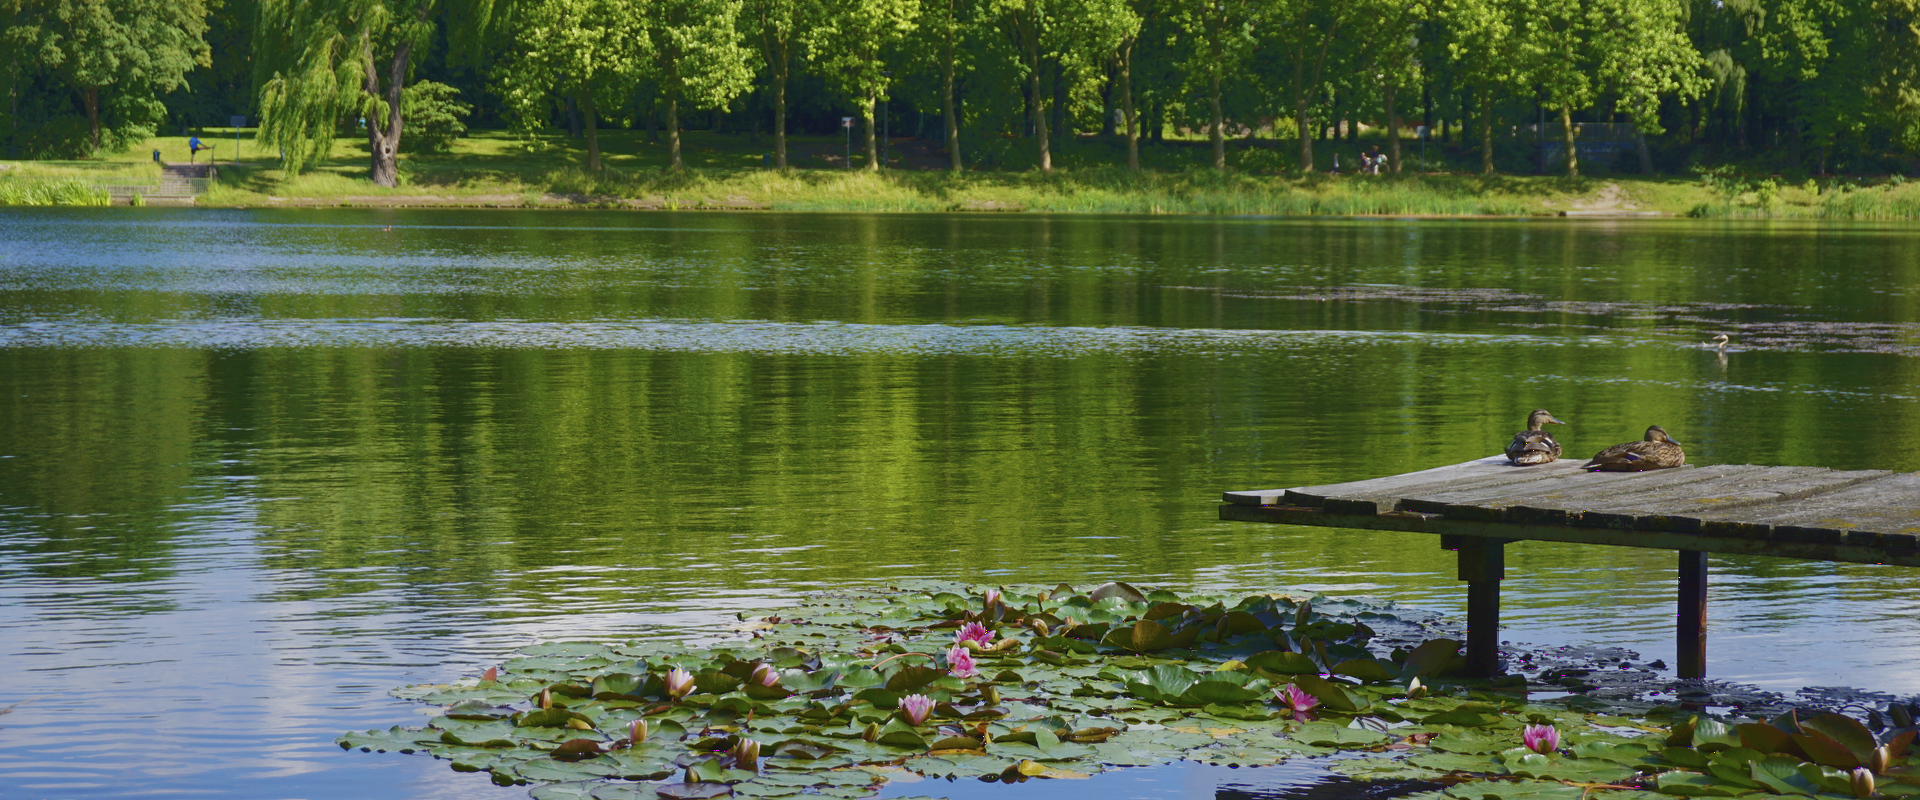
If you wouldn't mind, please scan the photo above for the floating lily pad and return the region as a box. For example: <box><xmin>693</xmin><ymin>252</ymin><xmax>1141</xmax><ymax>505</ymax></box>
<box><xmin>345</xmin><ymin>582</ymin><xmax>1871</xmax><ymax>800</ymax></box>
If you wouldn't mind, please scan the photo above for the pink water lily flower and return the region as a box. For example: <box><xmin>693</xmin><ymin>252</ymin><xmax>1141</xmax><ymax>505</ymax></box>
<box><xmin>1280</xmin><ymin>683</ymin><xmax>1319</xmax><ymax>718</ymax></box>
<box><xmin>665</xmin><ymin>667</ymin><xmax>695</xmax><ymax>700</ymax></box>
<box><xmin>628</xmin><ymin>719</ymin><xmax>649</xmax><ymax>744</ymax></box>
<box><xmin>983</xmin><ymin>588</ymin><xmax>1003</xmax><ymax>613</ymax></box>
<box><xmin>1523</xmin><ymin>724</ymin><xmax>1559</xmax><ymax>755</ymax></box>
<box><xmin>956</xmin><ymin>622</ymin><xmax>995</xmax><ymax>646</ymax></box>
<box><xmin>750</xmin><ymin>663</ymin><xmax>779</xmax><ymax>687</ymax></box>
<box><xmin>946</xmin><ymin>644</ymin><xmax>980</xmax><ymax>678</ymax></box>
<box><xmin>899</xmin><ymin>693</ymin><xmax>935</xmax><ymax>726</ymax></box>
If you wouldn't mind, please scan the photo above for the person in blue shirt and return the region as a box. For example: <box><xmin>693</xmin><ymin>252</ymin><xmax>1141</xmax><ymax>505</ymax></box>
<box><xmin>188</xmin><ymin>135</ymin><xmax>203</xmax><ymax>163</ymax></box>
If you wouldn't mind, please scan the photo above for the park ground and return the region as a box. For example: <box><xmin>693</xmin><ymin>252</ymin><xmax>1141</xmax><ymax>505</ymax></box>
<box><xmin>5</xmin><ymin>128</ymin><xmax>1920</xmax><ymax>219</ymax></box>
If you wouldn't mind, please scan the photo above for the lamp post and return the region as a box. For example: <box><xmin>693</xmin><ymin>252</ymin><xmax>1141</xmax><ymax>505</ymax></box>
<box><xmin>843</xmin><ymin>116</ymin><xmax>853</xmax><ymax>168</ymax></box>
<box><xmin>880</xmin><ymin>71</ymin><xmax>891</xmax><ymax>170</ymax></box>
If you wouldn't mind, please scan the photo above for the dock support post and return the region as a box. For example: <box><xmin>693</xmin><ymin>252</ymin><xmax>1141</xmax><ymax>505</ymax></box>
<box><xmin>1678</xmin><ymin>550</ymin><xmax>1707</xmax><ymax>679</ymax></box>
<box><xmin>1443</xmin><ymin>535</ymin><xmax>1507</xmax><ymax>678</ymax></box>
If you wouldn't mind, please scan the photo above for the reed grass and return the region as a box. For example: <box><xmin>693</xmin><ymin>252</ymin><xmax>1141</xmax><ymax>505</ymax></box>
<box><xmin>0</xmin><ymin>178</ymin><xmax>113</xmax><ymax>206</ymax></box>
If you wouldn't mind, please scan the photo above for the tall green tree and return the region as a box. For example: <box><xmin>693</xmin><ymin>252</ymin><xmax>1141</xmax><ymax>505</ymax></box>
<box><xmin>1442</xmin><ymin>0</ymin><xmax>1529</xmax><ymax>173</ymax></box>
<box><xmin>747</xmin><ymin>0</ymin><xmax>816</xmax><ymax>169</ymax></box>
<box><xmin>990</xmin><ymin>0</ymin><xmax>1056</xmax><ymax>170</ymax></box>
<box><xmin>1268</xmin><ymin>0</ymin><xmax>1361</xmax><ymax>172</ymax></box>
<box><xmin>255</xmin><ymin>0</ymin><xmax>492</xmax><ymax>185</ymax></box>
<box><xmin>493</xmin><ymin>0</ymin><xmax>646</xmax><ymax>170</ymax></box>
<box><xmin>641</xmin><ymin>0</ymin><xmax>756</xmax><ymax>170</ymax></box>
<box><xmin>1169</xmin><ymin>0</ymin><xmax>1255</xmax><ymax>170</ymax></box>
<box><xmin>15</xmin><ymin>0</ymin><xmax>211</xmax><ymax>152</ymax></box>
<box><xmin>916</xmin><ymin>0</ymin><xmax>972</xmax><ymax>171</ymax></box>
<box><xmin>808</xmin><ymin>0</ymin><xmax>916</xmax><ymax>170</ymax></box>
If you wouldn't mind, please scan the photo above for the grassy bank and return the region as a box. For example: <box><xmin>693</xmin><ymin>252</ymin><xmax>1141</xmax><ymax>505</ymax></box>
<box><xmin>6</xmin><ymin>128</ymin><xmax>1920</xmax><ymax>218</ymax></box>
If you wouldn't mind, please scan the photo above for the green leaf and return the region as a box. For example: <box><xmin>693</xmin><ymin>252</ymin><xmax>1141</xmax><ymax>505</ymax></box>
<box><xmin>1287</xmin><ymin>673</ymin><xmax>1362</xmax><ymax>713</ymax></box>
<box><xmin>1747</xmin><ymin>756</ymin><xmax>1819</xmax><ymax>797</ymax></box>
<box><xmin>1798</xmin><ymin>713</ymin><xmax>1878</xmax><ymax>762</ymax></box>
<box><xmin>1399</xmin><ymin>639</ymin><xmax>1462</xmax><ymax>679</ymax></box>
<box><xmin>1653</xmin><ymin>771</ymin><xmax>1751</xmax><ymax>796</ymax></box>
<box><xmin>1330</xmin><ymin>659</ymin><xmax>1398</xmax><ymax>683</ymax></box>
<box><xmin>1088</xmin><ymin>582</ymin><xmax>1147</xmax><ymax>604</ymax></box>
<box><xmin>1245</xmin><ymin>650</ymin><xmax>1321</xmax><ymax>675</ymax></box>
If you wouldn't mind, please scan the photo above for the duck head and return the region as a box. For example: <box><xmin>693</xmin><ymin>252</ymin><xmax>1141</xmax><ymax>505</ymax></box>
<box><xmin>1526</xmin><ymin>409</ymin><xmax>1568</xmax><ymax>431</ymax></box>
<box><xmin>1643</xmin><ymin>425</ymin><xmax>1680</xmax><ymax>445</ymax></box>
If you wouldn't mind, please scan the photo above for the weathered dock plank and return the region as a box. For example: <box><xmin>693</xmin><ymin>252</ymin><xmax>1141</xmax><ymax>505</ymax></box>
<box><xmin>1279</xmin><ymin>457</ymin><xmax>1585</xmax><ymax>514</ymax></box>
<box><xmin>1221</xmin><ymin>456</ymin><xmax>1920</xmax><ymax>680</ymax></box>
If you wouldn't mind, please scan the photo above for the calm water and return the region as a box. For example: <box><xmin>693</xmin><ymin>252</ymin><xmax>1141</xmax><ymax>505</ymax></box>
<box><xmin>2</xmin><ymin>208</ymin><xmax>1918</xmax><ymax>800</ymax></box>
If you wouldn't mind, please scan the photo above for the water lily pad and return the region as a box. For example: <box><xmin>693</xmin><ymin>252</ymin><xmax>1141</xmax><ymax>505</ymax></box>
<box><xmin>655</xmin><ymin>784</ymin><xmax>733</xmax><ymax>800</ymax></box>
<box><xmin>1291</xmin><ymin>721</ymin><xmax>1387</xmax><ymax>748</ymax></box>
<box><xmin>1409</xmin><ymin>752</ymin><xmax>1505</xmax><ymax>774</ymax></box>
<box><xmin>1245</xmin><ymin>650</ymin><xmax>1321</xmax><ymax>675</ymax></box>
<box><xmin>1652</xmin><ymin>771</ymin><xmax>1751</xmax><ymax>797</ymax></box>
<box><xmin>1445</xmin><ymin>782</ymin><xmax>1591</xmax><ymax>800</ymax></box>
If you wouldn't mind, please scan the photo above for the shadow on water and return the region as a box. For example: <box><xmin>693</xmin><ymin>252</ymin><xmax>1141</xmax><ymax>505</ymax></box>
<box><xmin>874</xmin><ymin>759</ymin><xmax>1441</xmax><ymax>800</ymax></box>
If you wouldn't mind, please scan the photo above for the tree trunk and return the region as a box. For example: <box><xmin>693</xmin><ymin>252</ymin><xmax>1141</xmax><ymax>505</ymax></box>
<box><xmin>773</xmin><ymin>45</ymin><xmax>789</xmax><ymax>168</ymax></box>
<box><xmin>363</xmin><ymin>18</ymin><xmax>420</xmax><ymax>189</ymax></box>
<box><xmin>668</xmin><ymin>96</ymin><xmax>682</xmax><ymax>170</ymax></box>
<box><xmin>1120</xmin><ymin>39</ymin><xmax>1138</xmax><ymax>172</ymax></box>
<box><xmin>82</xmin><ymin>86</ymin><xmax>101</xmax><ymax>152</ymax></box>
<box><xmin>943</xmin><ymin>9</ymin><xmax>962</xmax><ymax>172</ymax></box>
<box><xmin>583</xmin><ymin>94</ymin><xmax>602</xmax><ymax>171</ymax></box>
<box><xmin>1385</xmin><ymin>82</ymin><xmax>1401</xmax><ymax>174</ymax></box>
<box><xmin>1030</xmin><ymin>33</ymin><xmax>1051</xmax><ymax>172</ymax></box>
<box><xmin>1560</xmin><ymin>105</ymin><xmax>1578</xmax><ymax>177</ymax></box>
<box><xmin>1050</xmin><ymin>62</ymin><xmax>1067</xmax><ymax>140</ymax></box>
<box><xmin>862</xmin><ymin>94</ymin><xmax>878</xmax><ymax>171</ymax></box>
<box><xmin>1294</xmin><ymin>58</ymin><xmax>1313</xmax><ymax>172</ymax></box>
<box><xmin>1479</xmin><ymin>91</ymin><xmax>1495</xmax><ymax>176</ymax></box>
<box><xmin>1100</xmin><ymin>65</ymin><xmax>1116</xmax><ymax>137</ymax></box>
<box><xmin>1209</xmin><ymin>70</ymin><xmax>1225</xmax><ymax>170</ymax></box>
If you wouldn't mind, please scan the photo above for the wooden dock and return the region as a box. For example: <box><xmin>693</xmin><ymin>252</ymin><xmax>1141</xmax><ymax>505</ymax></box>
<box><xmin>1221</xmin><ymin>457</ymin><xmax>1920</xmax><ymax>679</ymax></box>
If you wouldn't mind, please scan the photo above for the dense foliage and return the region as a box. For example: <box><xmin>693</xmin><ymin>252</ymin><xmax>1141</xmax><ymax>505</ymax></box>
<box><xmin>2</xmin><ymin>0</ymin><xmax>1917</xmax><ymax>177</ymax></box>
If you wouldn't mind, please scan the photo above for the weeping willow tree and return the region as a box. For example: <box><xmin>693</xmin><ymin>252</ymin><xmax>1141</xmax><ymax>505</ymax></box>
<box><xmin>254</xmin><ymin>0</ymin><xmax>495</xmax><ymax>186</ymax></box>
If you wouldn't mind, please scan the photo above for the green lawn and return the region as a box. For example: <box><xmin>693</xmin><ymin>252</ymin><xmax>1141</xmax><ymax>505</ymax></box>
<box><xmin>6</xmin><ymin>127</ymin><xmax>1919</xmax><ymax>218</ymax></box>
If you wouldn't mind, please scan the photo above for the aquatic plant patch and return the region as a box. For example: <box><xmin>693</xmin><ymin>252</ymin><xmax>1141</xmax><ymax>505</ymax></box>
<box><xmin>342</xmin><ymin>582</ymin><xmax>1920</xmax><ymax>799</ymax></box>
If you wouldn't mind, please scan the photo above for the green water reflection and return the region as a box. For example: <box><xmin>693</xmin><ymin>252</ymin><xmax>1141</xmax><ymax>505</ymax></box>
<box><xmin>2</xmin><ymin>209</ymin><xmax>1919</xmax><ymax>680</ymax></box>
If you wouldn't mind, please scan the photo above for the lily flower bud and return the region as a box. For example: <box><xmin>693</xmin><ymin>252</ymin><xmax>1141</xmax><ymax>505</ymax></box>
<box><xmin>731</xmin><ymin>738</ymin><xmax>760</xmax><ymax>772</ymax></box>
<box><xmin>1851</xmin><ymin>767</ymin><xmax>1875</xmax><ymax>798</ymax></box>
<box><xmin>1870</xmin><ymin>745</ymin><xmax>1890</xmax><ymax>775</ymax></box>
<box><xmin>665</xmin><ymin>667</ymin><xmax>695</xmax><ymax>700</ymax></box>
<box><xmin>629</xmin><ymin>719</ymin><xmax>648</xmax><ymax>745</ymax></box>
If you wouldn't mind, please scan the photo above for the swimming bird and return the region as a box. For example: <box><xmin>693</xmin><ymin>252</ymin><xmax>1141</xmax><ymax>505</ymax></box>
<box><xmin>1505</xmin><ymin>409</ymin><xmax>1568</xmax><ymax>465</ymax></box>
<box><xmin>1709</xmin><ymin>333</ymin><xmax>1728</xmax><ymax>350</ymax></box>
<box><xmin>1583</xmin><ymin>425</ymin><xmax>1685</xmax><ymax>471</ymax></box>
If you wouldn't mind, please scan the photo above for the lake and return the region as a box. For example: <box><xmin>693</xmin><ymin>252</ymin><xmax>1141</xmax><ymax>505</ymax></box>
<box><xmin>2</xmin><ymin>208</ymin><xmax>1917</xmax><ymax>799</ymax></box>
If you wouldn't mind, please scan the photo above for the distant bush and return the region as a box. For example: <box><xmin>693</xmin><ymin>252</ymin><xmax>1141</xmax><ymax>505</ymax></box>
<box><xmin>400</xmin><ymin>82</ymin><xmax>473</xmax><ymax>154</ymax></box>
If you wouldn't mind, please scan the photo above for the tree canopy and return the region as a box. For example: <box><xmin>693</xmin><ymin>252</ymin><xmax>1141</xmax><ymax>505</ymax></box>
<box><xmin>5</xmin><ymin>0</ymin><xmax>1917</xmax><ymax>177</ymax></box>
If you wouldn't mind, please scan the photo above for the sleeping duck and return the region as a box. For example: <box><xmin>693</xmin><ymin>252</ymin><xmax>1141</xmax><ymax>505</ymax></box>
<box><xmin>1584</xmin><ymin>425</ymin><xmax>1685</xmax><ymax>471</ymax></box>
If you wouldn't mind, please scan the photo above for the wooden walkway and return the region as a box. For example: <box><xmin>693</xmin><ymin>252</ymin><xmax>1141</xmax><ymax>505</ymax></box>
<box><xmin>1221</xmin><ymin>457</ymin><xmax>1920</xmax><ymax>679</ymax></box>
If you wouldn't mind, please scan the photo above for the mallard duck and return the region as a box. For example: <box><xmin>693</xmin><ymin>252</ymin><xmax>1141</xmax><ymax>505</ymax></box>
<box><xmin>1584</xmin><ymin>425</ymin><xmax>1685</xmax><ymax>471</ymax></box>
<box><xmin>1505</xmin><ymin>409</ymin><xmax>1568</xmax><ymax>465</ymax></box>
